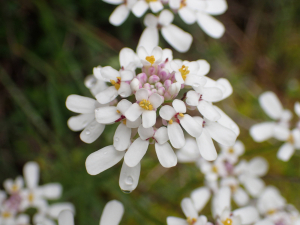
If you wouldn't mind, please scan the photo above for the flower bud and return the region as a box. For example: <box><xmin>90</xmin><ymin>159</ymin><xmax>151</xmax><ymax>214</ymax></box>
<box><xmin>149</xmin><ymin>75</ymin><xmax>160</xmax><ymax>84</ymax></box>
<box><xmin>137</xmin><ymin>73</ymin><xmax>147</xmax><ymax>84</ymax></box>
<box><xmin>130</xmin><ymin>78</ymin><xmax>141</xmax><ymax>92</ymax></box>
<box><xmin>164</xmin><ymin>80</ymin><xmax>172</xmax><ymax>90</ymax></box>
<box><xmin>143</xmin><ymin>83</ymin><xmax>151</xmax><ymax>90</ymax></box>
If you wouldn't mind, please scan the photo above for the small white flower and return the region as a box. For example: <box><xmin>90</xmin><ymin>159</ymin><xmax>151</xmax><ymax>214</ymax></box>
<box><xmin>276</xmin><ymin>128</ymin><xmax>300</xmax><ymax>162</ymax></box>
<box><xmin>176</xmin><ymin>137</ymin><xmax>201</xmax><ymax>163</ymax></box>
<box><xmin>84</xmin><ymin>66</ymin><xmax>108</xmax><ymax>96</ymax></box>
<box><xmin>3</xmin><ymin>177</ymin><xmax>24</xmax><ymax>195</ymax></box>
<box><xmin>137</xmin><ymin>46</ymin><xmax>163</xmax><ymax>66</ymax></box>
<box><xmin>132</xmin><ymin>0</ymin><xmax>163</xmax><ymax>17</ymax></box>
<box><xmin>219</xmin><ymin>140</ymin><xmax>245</xmax><ymax>164</ymax></box>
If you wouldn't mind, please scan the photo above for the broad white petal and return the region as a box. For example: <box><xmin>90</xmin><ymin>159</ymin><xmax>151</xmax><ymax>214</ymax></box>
<box><xmin>100</xmin><ymin>66</ymin><xmax>120</xmax><ymax>81</ymax></box>
<box><xmin>167</xmin><ymin>217</ymin><xmax>188</xmax><ymax>225</ymax></box>
<box><xmin>155</xmin><ymin>142</ymin><xmax>177</xmax><ymax>168</ymax></box>
<box><xmin>109</xmin><ymin>5</ymin><xmax>129</xmax><ymax>26</ymax></box>
<box><xmin>80</xmin><ymin>120</ymin><xmax>105</xmax><ymax>143</ymax></box>
<box><xmin>136</xmin><ymin>88</ymin><xmax>149</xmax><ymax>101</ymax></box>
<box><xmin>273</xmin><ymin>125</ymin><xmax>290</xmax><ymax>141</ymax></box>
<box><xmin>142</xmin><ymin>110</ymin><xmax>156</xmax><ymax>128</ymax></box>
<box><xmin>186</xmin><ymin>91</ymin><xmax>200</xmax><ymax>106</ymax></box>
<box><xmin>172</xmin><ymin>99</ymin><xmax>186</xmax><ymax>113</ymax></box>
<box><xmin>96</xmin><ymin>86</ymin><xmax>118</xmax><ymax>104</ymax></box>
<box><xmin>67</xmin><ymin>113</ymin><xmax>94</xmax><ymax>131</ymax></box>
<box><xmin>247</xmin><ymin>157</ymin><xmax>269</xmax><ymax>177</ymax></box>
<box><xmin>249</xmin><ymin>122</ymin><xmax>275</xmax><ymax>142</ymax></box>
<box><xmin>114</xmin><ymin>123</ymin><xmax>131</xmax><ymax>151</ymax></box>
<box><xmin>178</xmin><ymin>7</ymin><xmax>197</xmax><ymax>24</ymax></box>
<box><xmin>103</xmin><ymin>0</ymin><xmax>123</xmax><ymax>5</ymax></box>
<box><xmin>180</xmin><ymin>115</ymin><xmax>202</xmax><ymax>137</ymax></box>
<box><xmin>58</xmin><ymin>210</ymin><xmax>74</xmax><ymax>225</ymax></box>
<box><xmin>190</xmin><ymin>187</ymin><xmax>211</xmax><ymax>212</ymax></box>
<box><xmin>154</xmin><ymin>127</ymin><xmax>169</xmax><ymax>144</ymax></box>
<box><xmin>196</xmin><ymin>129</ymin><xmax>217</xmax><ymax>161</ymax></box>
<box><xmin>277</xmin><ymin>142</ymin><xmax>295</xmax><ymax>162</ymax></box>
<box><xmin>168</xmin><ymin>123</ymin><xmax>185</xmax><ymax>149</ymax></box>
<box><xmin>242</xmin><ymin>176</ymin><xmax>265</xmax><ymax>197</ymax></box>
<box><xmin>118</xmin><ymin>82</ymin><xmax>132</xmax><ymax>98</ymax></box>
<box><xmin>149</xmin><ymin>93</ymin><xmax>163</xmax><ymax>108</ymax></box>
<box><xmin>149</xmin><ymin>1</ymin><xmax>163</xmax><ymax>13</ymax></box>
<box><xmin>120</xmin><ymin>70</ymin><xmax>134</xmax><ymax>81</ymax></box>
<box><xmin>116</xmin><ymin>99</ymin><xmax>132</xmax><ymax>114</ymax></box>
<box><xmin>160</xmin><ymin>105</ymin><xmax>176</xmax><ymax>120</ymax></box>
<box><xmin>233</xmin><ymin>206</ymin><xmax>259</xmax><ymax>225</ymax></box>
<box><xmin>184</xmin><ymin>75</ymin><xmax>206</xmax><ymax>88</ymax></box>
<box><xmin>196</xmin><ymin>12</ymin><xmax>225</xmax><ymax>39</ymax></box>
<box><xmin>125</xmin><ymin>138</ymin><xmax>149</xmax><ymax>167</ymax></box>
<box><xmin>214</xmin><ymin>106</ymin><xmax>240</xmax><ymax>136</ymax></box>
<box><xmin>42</xmin><ymin>183</ymin><xmax>62</xmax><ymax>199</ymax></box>
<box><xmin>119</xmin><ymin>48</ymin><xmax>139</xmax><ymax>69</ymax></box>
<box><xmin>259</xmin><ymin>91</ymin><xmax>283</xmax><ymax>120</ymax></box>
<box><xmin>212</xmin><ymin>186</ymin><xmax>231</xmax><ymax>217</ymax></box>
<box><xmin>100</xmin><ymin>200</ymin><xmax>124</xmax><ymax>225</ymax></box>
<box><xmin>158</xmin><ymin>9</ymin><xmax>174</xmax><ymax>26</ymax></box>
<box><xmin>181</xmin><ymin>198</ymin><xmax>198</xmax><ymax>219</ymax></box>
<box><xmin>233</xmin><ymin>188</ymin><xmax>249</xmax><ymax>207</ymax></box>
<box><xmin>95</xmin><ymin>106</ymin><xmax>120</xmax><ymax>124</ymax></box>
<box><xmin>137</xmin><ymin>27</ymin><xmax>159</xmax><ymax>54</ymax></box>
<box><xmin>197</xmin><ymin>60</ymin><xmax>210</xmax><ymax>76</ymax></box>
<box><xmin>125</xmin><ymin>103</ymin><xmax>144</xmax><ymax>122</ymax></box>
<box><xmin>24</xmin><ymin>161</ymin><xmax>39</xmax><ymax>189</ymax></box>
<box><xmin>295</xmin><ymin>102</ymin><xmax>300</xmax><ymax>117</ymax></box>
<box><xmin>205</xmin><ymin>0</ymin><xmax>228</xmax><ymax>15</ymax></box>
<box><xmin>161</xmin><ymin>24</ymin><xmax>193</xmax><ymax>53</ymax></box>
<box><xmin>216</xmin><ymin>78</ymin><xmax>233</xmax><ymax>100</ymax></box>
<box><xmin>201</xmin><ymin>87</ymin><xmax>223</xmax><ymax>102</ymax></box>
<box><xmin>119</xmin><ymin>161</ymin><xmax>140</xmax><ymax>192</ymax></box>
<box><xmin>126</xmin><ymin>117</ymin><xmax>142</xmax><ymax>128</ymax></box>
<box><xmin>48</xmin><ymin>203</ymin><xmax>75</xmax><ymax>219</ymax></box>
<box><xmin>66</xmin><ymin>95</ymin><xmax>96</xmax><ymax>114</ymax></box>
<box><xmin>197</xmin><ymin>101</ymin><xmax>221</xmax><ymax>121</ymax></box>
<box><xmin>86</xmin><ymin>146</ymin><xmax>125</xmax><ymax>175</ymax></box>
<box><xmin>132</xmin><ymin>1</ymin><xmax>149</xmax><ymax>18</ymax></box>
<box><xmin>138</xmin><ymin>124</ymin><xmax>155</xmax><ymax>140</ymax></box>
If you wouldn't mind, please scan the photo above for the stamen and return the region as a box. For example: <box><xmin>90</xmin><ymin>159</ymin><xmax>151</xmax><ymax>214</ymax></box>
<box><xmin>169</xmin><ymin>119</ymin><xmax>173</xmax><ymax>124</ymax></box>
<box><xmin>28</xmin><ymin>193</ymin><xmax>34</xmax><ymax>202</ymax></box>
<box><xmin>187</xmin><ymin>217</ymin><xmax>197</xmax><ymax>224</ymax></box>
<box><xmin>122</xmin><ymin>119</ymin><xmax>126</xmax><ymax>125</ymax></box>
<box><xmin>2</xmin><ymin>211</ymin><xmax>11</xmax><ymax>218</ymax></box>
<box><xmin>287</xmin><ymin>134</ymin><xmax>294</xmax><ymax>144</ymax></box>
<box><xmin>180</xmin><ymin>0</ymin><xmax>187</xmax><ymax>8</ymax></box>
<box><xmin>228</xmin><ymin>148</ymin><xmax>234</xmax><ymax>154</ymax></box>
<box><xmin>212</xmin><ymin>165</ymin><xmax>218</xmax><ymax>173</ymax></box>
<box><xmin>222</xmin><ymin>218</ymin><xmax>232</xmax><ymax>225</ymax></box>
<box><xmin>178</xmin><ymin>113</ymin><xmax>184</xmax><ymax>117</ymax></box>
<box><xmin>146</xmin><ymin>0</ymin><xmax>157</xmax><ymax>2</ymax></box>
<box><xmin>139</xmin><ymin>99</ymin><xmax>153</xmax><ymax>110</ymax></box>
<box><xmin>110</xmin><ymin>77</ymin><xmax>121</xmax><ymax>90</ymax></box>
<box><xmin>146</xmin><ymin>55</ymin><xmax>155</xmax><ymax>65</ymax></box>
<box><xmin>267</xmin><ymin>209</ymin><xmax>276</xmax><ymax>215</ymax></box>
<box><xmin>11</xmin><ymin>184</ymin><xmax>18</xmax><ymax>192</ymax></box>
<box><xmin>179</xmin><ymin>65</ymin><xmax>190</xmax><ymax>81</ymax></box>
<box><xmin>116</xmin><ymin>110</ymin><xmax>121</xmax><ymax>114</ymax></box>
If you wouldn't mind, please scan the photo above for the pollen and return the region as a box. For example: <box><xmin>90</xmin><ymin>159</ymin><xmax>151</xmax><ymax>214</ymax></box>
<box><xmin>122</xmin><ymin>119</ymin><xmax>126</xmax><ymax>125</ymax></box>
<box><xmin>228</xmin><ymin>148</ymin><xmax>234</xmax><ymax>154</ymax></box>
<box><xmin>146</xmin><ymin>0</ymin><xmax>157</xmax><ymax>2</ymax></box>
<box><xmin>28</xmin><ymin>193</ymin><xmax>34</xmax><ymax>202</ymax></box>
<box><xmin>169</xmin><ymin>119</ymin><xmax>173</xmax><ymax>124</ymax></box>
<box><xmin>287</xmin><ymin>134</ymin><xmax>294</xmax><ymax>144</ymax></box>
<box><xmin>110</xmin><ymin>77</ymin><xmax>121</xmax><ymax>90</ymax></box>
<box><xmin>180</xmin><ymin>0</ymin><xmax>187</xmax><ymax>8</ymax></box>
<box><xmin>179</xmin><ymin>65</ymin><xmax>190</xmax><ymax>81</ymax></box>
<box><xmin>11</xmin><ymin>184</ymin><xmax>18</xmax><ymax>192</ymax></box>
<box><xmin>222</xmin><ymin>218</ymin><xmax>232</xmax><ymax>225</ymax></box>
<box><xmin>267</xmin><ymin>209</ymin><xmax>276</xmax><ymax>215</ymax></box>
<box><xmin>178</xmin><ymin>113</ymin><xmax>184</xmax><ymax>117</ymax></box>
<box><xmin>116</xmin><ymin>110</ymin><xmax>121</xmax><ymax>114</ymax></box>
<box><xmin>212</xmin><ymin>165</ymin><xmax>218</xmax><ymax>173</ymax></box>
<box><xmin>2</xmin><ymin>211</ymin><xmax>11</xmax><ymax>218</ymax></box>
<box><xmin>187</xmin><ymin>217</ymin><xmax>197</xmax><ymax>224</ymax></box>
<box><xmin>139</xmin><ymin>99</ymin><xmax>153</xmax><ymax>110</ymax></box>
<box><xmin>146</xmin><ymin>55</ymin><xmax>155</xmax><ymax>65</ymax></box>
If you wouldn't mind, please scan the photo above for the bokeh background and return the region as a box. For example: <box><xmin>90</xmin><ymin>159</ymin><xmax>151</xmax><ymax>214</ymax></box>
<box><xmin>1</xmin><ymin>0</ymin><xmax>300</xmax><ymax>224</ymax></box>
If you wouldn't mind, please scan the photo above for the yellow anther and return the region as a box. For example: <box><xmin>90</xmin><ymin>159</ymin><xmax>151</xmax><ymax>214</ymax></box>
<box><xmin>222</xmin><ymin>218</ymin><xmax>232</xmax><ymax>225</ymax></box>
<box><xmin>2</xmin><ymin>211</ymin><xmax>11</xmax><ymax>218</ymax></box>
<box><xmin>179</xmin><ymin>65</ymin><xmax>190</xmax><ymax>81</ymax></box>
<box><xmin>28</xmin><ymin>193</ymin><xmax>34</xmax><ymax>202</ymax></box>
<box><xmin>11</xmin><ymin>184</ymin><xmax>18</xmax><ymax>192</ymax></box>
<box><xmin>267</xmin><ymin>209</ymin><xmax>276</xmax><ymax>215</ymax></box>
<box><xmin>146</xmin><ymin>55</ymin><xmax>155</xmax><ymax>65</ymax></box>
<box><xmin>180</xmin><ymin>0</ymin><xmax>187</xmax><ymax>8</ymax></box>
<box><xmin>212</xmin><ymin>165</ymin><xmax>218</xmax><ymax>173</ymax></box>
<box><xmin>228</xmin><ymin>148</ymin><xmax>234</xmax><ymax>154</ymax></box>
<box><xmin>146</xmin><ymin>0</ymin><xmax>157</xmax><ymax>2</ymax></box>
<box><xmin>169</xmin><ymin>119</ymin><xmax>173</xmax><ymax>124</ymax></box>
<box><xmin>116</xmin><ymin>110</ymin><xmax>121</xmax><ymax>114</ymax></box>
<box><xmin>110</xmin><ymin>77</ymin><xmax>121</xmax><ymax>90</ymax></box>
<box><xmin>230</xmin><ymin>185</ymin><xmax>237</xmax><ymax>193</ymax></box>
<box><xmin>139</xmin><ymin>99</ymin><xmax>153</xmax><ymax>110</ymax></box>
<box><xmin>187</xmin><ymin>217</ymin><xmax>197</xmax><ymax>224</ymax></box>
<box><xmin>122</xmin><ymin>119</ymin><xmax>126</xmax><ymax>125</ymax></box>
<box><xmin>287</xmin><ymin>134</ymin><xmax>294</xmax><ymax>144</ymax></box>
<box><xmin>179</xmin><ymin>113</ymin><xmax>184</xmax><ymax>117</ymax></box>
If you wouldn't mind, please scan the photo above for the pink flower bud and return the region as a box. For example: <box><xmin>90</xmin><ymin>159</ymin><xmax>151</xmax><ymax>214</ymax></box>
<box><xmin>149</xmin><ymin>75</ymin><xmax>160</xmax><ymax>84</ymax></box>
<box><xmin>143</xmin><ymin>83</ymin><xmax>151</xmax><ymax>90</ymax></box>
<box><xmin>148</xmin><ymin>66</ymin><xmax>156</xmax><ymax>75</ymax></box>
<box><xmin>151</xmin><ymin>89</ymin><xmax>157</xmax><ymax>94</ymax></box>
<box><xmin>164</xmin><ymin>80</ymin><xmax>172</xmax><ymax>90</ymax></box>
<box><xmin>137</xmin><ymin>73</ymin><xmax>147</xmax><ymax>84</ymax></box>
<box><xmin>158</xmin><ymin>69</ymin><xmax>170</xmax><ymax>81</ymax></box>
<box><xmin>157</xmin><ymin>87</ymin><xmax>165</xmax><ymax>96</ymax></box>
<box><xmin>155</xmin><ymin>82</ymin><xmax>163</xmax><ymax>88</ymax></box>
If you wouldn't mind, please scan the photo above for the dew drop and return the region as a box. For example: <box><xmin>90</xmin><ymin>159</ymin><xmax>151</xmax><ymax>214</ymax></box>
<box><xmin>85</xmin><ymin>130</ymin><xmax>91</xmax><ymax>135</ymax></box>
<box><xmin>125</xmin><ymin>176</ymin><xmax>133</xmax><ymax>185</ymax></box>
<box><xmin>121</xmin><ymin>190</ymin><xmax>132</xmax><ymax>194</ymax></box>
<box><xmin>95</xmin><ymin>108</ymin><xmax>100</xmax><ymax>112</ymax></box>
<box><xmin>193</xmin><ymin>83</ymin><xmax>200</xmax><ymax>88</ymax></box>
<box><xmin>115</xmin><ymin>137</ymin><xmax>119</xmax><ymax>142</ymax></box>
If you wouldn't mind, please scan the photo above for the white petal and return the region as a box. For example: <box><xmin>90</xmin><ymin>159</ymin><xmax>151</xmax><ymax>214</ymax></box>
<box><xmin>119</xmin><ymin>161</ymin><xmax>140</xmax><ymax>192</ymax></box>
<box><xmin>86</xmin><ymin>146</ymin><xmax>125</xmax><ymax>175</ymax></box>
<box><xmin>116</xmin><ymin>99</ymin><xmax>132</xmax><ymax>114</ymax></box>
<box><xmin>142</xmin><ymin>110</ymin><xmax>156</xmax><ymax>128</ymax></box>
<box><xmin>178</xmin><ymin>7</ymin><xmax>197</xmax><ymax>24</ymax></box>
<box><xmin>149</xmin><ymin>1</ymin><xmax>163</xmax><ymax>13</ymax></box>
<box><xmin>196</xmin><ymin>12</ymin><xmax>225</xmax><ymax>39</ymax></box>
<box><xmin>125</xmin><ymin>138</ymin><xmax>149</xmax><ymax>168</ymax></box>
<box><xmin>100</xmin><ymin>200</ymin><xmax>124</xmax><ymax>225</ymax></box>
<box><xmin>155</xmin><ymin>142</ymin><xmax>177</xmax><ymax>168</ymax></box>
<box><xmin>172</xmin><ymin>99</ymin><xmax>186</xmax><ymax>113</ymax></box>
<box><xmin>160</xmin><ymin>105</ymin><xmax>176</xmax><ymax>120</ymax></box>
<box><xmin>206</xmin><ymin>120</ymin><xmax>237</xmax><ymax>146</ymax></box>
<box><xmin>103</xmin><ymin>0</ymin><xmax>123</xmax><ymax>5</ymax></box>
<box><xmin>149</xmin><ymin>93</ymin><xmax>163</xmax><ymax>108</ymax></box>
<box><xmin>196</xmin><ymin>129</ymin><xmax>217</xmax><ymax>161</ymax></box>
<box><xmin>114</xmin><ymin>123</ymin><xmax>131</xmax><ymax>151</ymax></box>
<box><xmin>119</xmin><ymin>48</ymin><xmax>139</xmax><ymax>69</ymax></box>
<box><xmin>125</xmin><ymin>103</ymin><xmax>144</xmax><ymax>122</ymax></box>
<box><xmin>109</xmin><ymin>4</ymin><xmax>129</xmax><ymax>26</ymax></box>
<box><xmin>233</xmin><ymin>187</ymin><xmax>249</xmax><ymax>207</ymax></box>
<box><xmin>273</xmin><ymin>125</ymin><xmax>290</xmax><ymax>141</ymax></box>
<box><xmin>197</xmin><ymin>60</ymin><xmax>210</xmax><ymax>76</ymax></box>
<box><xmin>126</xmin><ymin>117</ymin><xmax>142</xmax><ymax>128</ymax></box>
<box><xmin>167</xmin><ymin>217</ymin><xmax>188</xmax><ymax>225</ymax></box>
<box><xmin>42</xmin><ymin>183</ymin><xmax>62</xmax><ymax>199</ymax></box>
<box><xmin>136</xmin><ymin>88</ymin><xmax>149</xmax><ymax>101</ymax></box>
<box><xmin>242</xmin><ymin>176</ymin><xmax>265</xmax><ymax>197</ymax></box>
<box><xmin>180</xmin><ymin>115</ymin><xmax>202</xmax><ymax>137</ymax></box>
<box><xmin>295</xmin><ymin>102</ymin><xmax>300</xmax><ymax>117</ymax></box>
<box><xmin>292</xmin><ymin>128</ymin><xmax>300</xmax><ymax>149</ymax></box>
<box><xmin>202</xmin><ymin>87</ymin><xmax>223</xmax><ymax>102</ymax></box>
<box><xmin>249</xmin><ymin>122</ymin><xmax>276</xmax><ymax>142</ymax></box>
<box><xmin>197</xmin><ymin>101</ymin><xmax>221</xmax><ymax>121</ymax></box>
<box><xmin>259</xmin><ymin>91</ymin><xmax>283</xmax><ymax>120</ymax></box>
<box><xmin>277</xmin><ymin>142</ymin><xmax>295</xmax><ymax>162</ymax></box>
<box><xmin>120</xmin><ymin>70</ymin><xmax>134</xmax><ymax>81</ymax></box>
<box><xmin>205</xmin><ymin>0</ymin><xmax>228</xmax><ymax>15</ymax></box>
<box><xmin>233</xmin><ymin>206</ymin><xmax>259</xmax><ymax>225</ymax></box>
<box><xmin>186</xmin><ymin>91</ymin><xmax>200</xmax><ymax>106</ymax></box>
<box><xmin>247</xmin><ymin>157</ymin><xmax>269</xmax><ymax>177</ymax></box>
<box><xmin>161</xmin><ymin>24</ymin><xmax>193</xmax><ymax>53</ymax></box>
<box><xmin>101</xmin><ymin>66</ymin><xmax>120</xmax><ymax>81</ymax></box>
<box><xmin>213</xmin><ymin>106</ymin><xmax>240</xmax><ymax>136</ymax></box>
<box><xmin>66</xmin><ymin>95</ymin><xmax>96</xmax><ymax>114</ymax></box>
<box><xmin>118</xmin><ymin>82</ymin><xmax>132</xmax><ymax>98</ymax></box>
<box><xmin>169</xmin><ymin>0</ymin><xmax>180</xmax><ymax>9</ymax></box>
<box><xmin>58</xmin><ymin>210</ymin><xmax>74</xmax><ymax>225</ymax></box>
<box><xmin>190</xmin><ymin>187</ymin><xmax>211</xmax><ymax>212</ymax></box>
<box><xmin>158</xmin><ymin>9</ymin><xmax>174</xmax><ymax>26</ymax></box>
<box><xmin>48</xmin><ymin>203</ymin><xmax>75</xmax><ymax>219</ymax></box>
<box><xmin>154</xmin><ymin>127</ymin><xmax>169</xmax><ymax>144</ymax></box>
<box><xmin>255</xmin><ymin>219</ymin><xmax>274</xmax><ymax>225</ymax></box>
<box><xmin>137</xmin><ymin>27</ymin><xmax>159</xmax><ymax>54</ymax></box>
<box><xmin>212</xmin><ymin>186</ymin><xmax>231</xmax><ymax>217</ymax></box>
<box><xmin>216</xmin><ymin>78</ymin><xmax>233</xmax><ymax>100</ymax></box>
<box><xmin>80</xmin><ymin>120</ymin><xmax>105</xmax><ymax>144</ymax></box>
<box><xmin>138</xmin><ymin>124</ymin><xmax>155</xmax><ymax>140</ymax></box>
<box><xmin>181</xmin><ymin>198</ymin><xmax>198</xmax><ymax>219</ymax></box>
<box><xmin>96</xmin><ymin>86</ymin><xmax>118</xmax><ymax>104</ymax></box>
<box><xmin>168</xmin><ymin>123</ymin><xmax>185</xmax><ymax>148</ymax></box>
<box><xmin>23</xmin><ymin>161</ymin><xmax>39</xmax><ymax>189</ymax></box>
<box><xmin>176</xmin><ymin>137</ymin><xmax>200</xmax><ymax>163</ymax></box>
<box><xmin>184</xmin><ymin>75</ymin><xmax>207</xmax><ymax>88</ymax></box>
<box><xmin>95</xmin><ymin>106</ymin><xmax>120</xmax><ymax>124</ymax></box>
<box><xmin>132</xmin><ymin>1</ymin><xmax>149</xmax><ymax>18</ymax></box>
<box><xmin>67</xmin><ymin>113</ymin><xmax>94</xmax><ymax>131</ymax></box>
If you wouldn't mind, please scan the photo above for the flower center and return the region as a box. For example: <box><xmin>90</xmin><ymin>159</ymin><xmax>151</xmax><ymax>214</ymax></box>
<box><xmin>139</xmin><ymin>99</ymin><xmax>153</xmax><ymax>110</ymax></box>
<box><xmin>11</xmin><ymin>184</ymin><xmax>18</xmax><ymax>192</ymax></box>
<box><xmin>267</xmin><ymin>209</ymin><xmax>276</xmax><ymax>215</ymax></box>
<box><xmin>146</xmin><ymin>55</ymin><xmax>155</xmax><ymax>65</ymax></box>
<box><xmin>180</xmin><ymin>0</ymin><xmax>187</xmax><ymax>8</ymax></box>
<box><xmin>2</xmin><ymin>211</ymin><xmax>11</xmax><ymax>218</ymax></box>
<box><xmin>28</xmin><ymin>192</ymin><xmax>34</xmax><ymax>203</ymax></box>
<box><xmin>187</xmin><ymin>217</ymin><xmax>197</xmax><ymax>225</ymax></box>
<box><xmin>222</xmin><ymin>218</ymin><xmax>232</xmax><ymax>225</ymax></box>
<box><xmin>110</xmin><ymin>77</ymin><xmax>121</xmax><ymax>90</ymax></box>
<box><xmin>212</xmin><ymin>165</ymin><xmax>218</xmax><ymax>173</ymax></box>
<box><xmin>287</xmin><ymin>134</ymin><xmax>294</xmax><ymax>144</ymax></box>
<box><xmin>228</xmin><ymin>148</ymin><xmax>234</xmax><ymax>154</ymax></box>
<box><xmin>179</xmin><ymin>65</ymin><xmax>189</xmax><ymax>81</ymax></box>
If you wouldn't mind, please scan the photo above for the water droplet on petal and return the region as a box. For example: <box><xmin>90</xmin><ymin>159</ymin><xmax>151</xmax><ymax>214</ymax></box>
<box><xmin>85</xmin><ymin>130</ymin><xmax>91</xmax><ymax>135</ymax></box>
<box><xmin>82</xmin><ymin>120</ymin><xmax>88</xmax><ymax>127</ymax></box>
<box><xmin>125</xmin><ymin>176</ymin><xmax>133</xmax><ymax>185</ymax></box>
<box><xmin>95</xmin><ymin>108</ymin><xmax>100</xmax><ymax>112</ymax></box>
<box><xmin>193</xmin><ymin>83</ymin><xmax>200</xmax><ymax>88</ymax></box>
<box><xmin>121</xmin><ymin>189</ymin><xmax>132</xmax><ymax>194</ymax></box>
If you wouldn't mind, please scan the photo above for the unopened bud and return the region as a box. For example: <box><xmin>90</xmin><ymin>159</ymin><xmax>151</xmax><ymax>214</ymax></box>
<box><xmin>149</xmin><ymin>75</ymin><xmax>160</xmax><ymax>84</ymax></box>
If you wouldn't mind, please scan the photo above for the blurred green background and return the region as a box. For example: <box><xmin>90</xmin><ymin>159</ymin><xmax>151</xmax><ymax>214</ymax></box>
<box><xmin>1</xmin><ymin>0</ymin><xmax>300</xmax><ymax>224</ymax></box>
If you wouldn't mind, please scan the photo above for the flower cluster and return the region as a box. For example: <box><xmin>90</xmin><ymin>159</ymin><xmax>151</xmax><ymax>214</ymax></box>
<box><xmin>66</xmin><ymin>45</ymin><xmax>238</xmax><ymax>192</ymax></box>
<box><xmin>103</xmin><ymin>0</ymin><xmax>228</xmax><ymax>52</ymax></box>
<box><xmin>0</xmin><ymin>162</ymin><xmax>74</xmax><ymax>225</ymax></box>
<box><xmin>250</xmin><ymin>91</ymin><xmax>300</xmax><ymax>161</ymax></box>
<box><xmin>58</xmin><ymin>200</ymin><xmax>124</xmax><ymax>225</ymax></box>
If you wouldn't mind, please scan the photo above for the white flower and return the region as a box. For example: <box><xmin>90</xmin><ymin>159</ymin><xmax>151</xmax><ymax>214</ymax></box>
<box><xmin>66</xmin><ymin>95</ymin><xmax>106</xmax><ymax>143</ymax></box>
<box><xmin>276</xmin><ymin>128</ymin><xmax>300</xmax><ymax>162</ymax></box>
<box><xmin>138</xmin><ymin>10</ymin><xmax>193</xmax><ymax>53</ymax></box>
<box><xmin>3</xmin><ymin>177</ymin><xmax>24</xmax><ymax>195</ymax></box>
<box><xmin>132</xmin><ymin>0</ymin><xmax>163</xmax><ymax>17</ymax></box>
<box><xmin>104</xmin><ymin>0</ymin><xmax>137</xmax><ymax>26</ymax></box>
<box><xmin>58</xmin><ymin>200</ymin><xmax>124</xmax><ymax>225</ymax></box>
<box><xmin>124</xmin><ymin>125</ymin><xmax>177</xmax><ymax>168</ymax></box>
<box><xmin>95</xmin><ymin>99</ymin><xmax>141</xmax><ymax>151</ymax></box>
<box><xmin>96</xmin><ymin>66</ymin><xmax>134</xmax><ymax>104</ymax></box>
<box><xmin>84</xmin><ymin>66</ymin><xmax>108</xmax><ymax>96</ymax></box>
<box><xmin>219</xmin><ymin>140</ymin><xmax>245</xmax><ymax>164</ymax></box>
<box><xmin>176</xmin><ymin>137</ymin><xmax>201</xmax><ymax>163</ymax></box>
<box><xmin>160</xmin><ymin>100</ymin><xmax>203</xmax><ymax>149</ymax></box>
<box><xmin>137</xmin><ymin>46</ymin><xmax>163</xmax><ymax>66</ymax></box>
<box><xmin>167</xmin><ymin>198</ymin><xmax>209</xmax><ymax>225</ymax></box>
<box><xmin>125</xmin><ymin>88</ymin><xmax>163</xmax><ymax>128</ymax></box>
